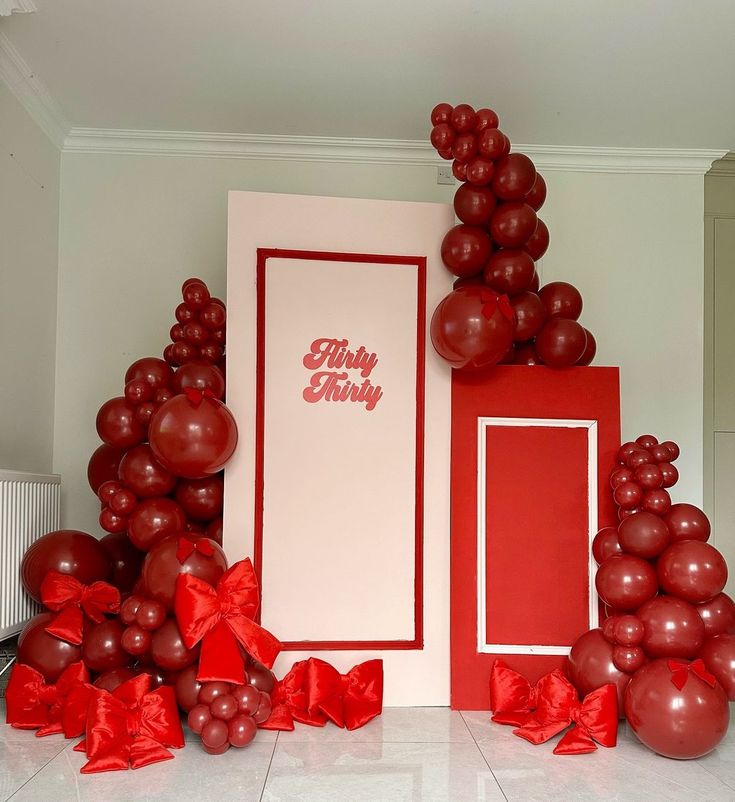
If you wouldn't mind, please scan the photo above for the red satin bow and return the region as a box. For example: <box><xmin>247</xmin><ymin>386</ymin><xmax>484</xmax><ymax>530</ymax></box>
<box><xmin>174</xmin><ymin>558</ymin><xmax>282</xmax><ymax>684</ymax></box>
<box><xmin>176</xmin><ymin>536</ymin><xmax>215</xmax><ymax>563</ymax></box>
<box><xmin>40</xmin><ymin>570</ymin><xmax>121</xmax><ymax>645</ymax></box>
<box><xmin>5</xmin><ymin>661</ymin><xmax>90</xmax><ymax>736</ymax></box>
<box><xmin>489</xmin><ymin>660</ymin><xmax>575</xmax><ymax>727</ymax></box>
<box><xmin>184</xmin><ymin>387</ymin><xmax>216</xmax><ymax>407</ymax></box>
<box><xmin>262</xmin><ymin>658</ymin><xmax>384</xmax><ymax>731</ymax></box>
<box><xmin>77</xmin><ymin>674</ymin><xmax>184</xmax><ymax>773</ymax></box>
<box><xmin>668</xmin><ymin>658</ymin><xmax>717</xmax><ymax>690</ymax></box>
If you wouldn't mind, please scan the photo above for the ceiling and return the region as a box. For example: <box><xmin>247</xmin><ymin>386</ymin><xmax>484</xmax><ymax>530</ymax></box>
<box><xmin>2</xmin><ymin>0</ymin><xmax>735</xmax><ymax>149</ymax></box>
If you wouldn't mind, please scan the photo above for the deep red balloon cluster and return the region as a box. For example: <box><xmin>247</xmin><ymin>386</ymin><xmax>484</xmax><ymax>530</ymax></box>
<box><xmin>567</xmin><ymin>433</ymin><xmax>733</xmax><ymax>759</ymax></box>
<box><xmin>164</xmin><ymin>278</ymin><xmax>226</xmax><ymax>368</ymax></box>
<box><xmin>429</xmin><ymin>102</ymin><xmax>596</xmax><ymax>371</ymax></box>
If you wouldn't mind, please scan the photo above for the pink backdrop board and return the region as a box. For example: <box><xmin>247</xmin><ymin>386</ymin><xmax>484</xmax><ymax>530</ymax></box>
<box><xmin>225</xmin><ymin>192</ymin><xmax>454</xmax><ymax>705</ymax></box>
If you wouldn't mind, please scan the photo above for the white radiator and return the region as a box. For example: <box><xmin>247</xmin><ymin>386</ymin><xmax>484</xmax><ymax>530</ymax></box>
<box><xmin>0</xmin><ymin>469</ymin><xmax>61</xmax><ymax>640</ymax></box>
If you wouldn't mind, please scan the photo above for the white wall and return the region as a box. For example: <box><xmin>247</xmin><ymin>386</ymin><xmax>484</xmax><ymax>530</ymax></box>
<box><xmin>0</xmin><ymin>82</ymin><xmax>59</xmax><ymax>474</ymax></box>
<box><xmin>56</xmin><ymin>152</ymin><xmax>705</xmax><ymax>534</ymax></box>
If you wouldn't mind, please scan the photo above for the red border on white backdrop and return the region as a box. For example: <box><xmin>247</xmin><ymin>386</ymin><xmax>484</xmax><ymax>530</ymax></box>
<box><xmin>254</xmin><ymin>248</ymin><xmax>426</xmax><ymax>651</ymax></box>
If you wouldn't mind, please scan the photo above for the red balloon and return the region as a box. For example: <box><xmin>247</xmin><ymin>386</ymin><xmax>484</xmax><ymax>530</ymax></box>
<box><xmin>663</xmin><ymin>503</ymin><xmax>711</xmax><ymax>542</ymax></box>
<box><xmin>648</xmin><ymin>443</ymin><xmax>671</xmax><ymax>464</ymax></box>
<box><xmin>633</xmin><ymin>463</ymin><xmax>663</xmax><ymax>490</ymax></box>
<box><xmin>613</xmin><ymin>645</ymin><xmax>646</xmax><ymax>673</ymax></box>
<box><xmin>96</xmin><ymin>397</ymin><xmax>146</xmax><ymax>449</ymax></box>
<box><xmin>513</xmin><ymin>343</ymin><xmax>542</xmax><ymax>365</ymax></box>
<box><xmin>430</xmin><ymin>286</ymin><xmax>515</xmax><ymax>370</ymax></box>
<box><xmin>430</xmin><ymin>123</ymin><xmax>455</xmax><ymax>151</ymax></box>
<box><xmin>697</xmin><ymin>593</ymin><xmax>735</xmax><ymax>639</ymax></box>
<box><xmin>119</xmin><ymin>444</ymin><xmax>177</xmax><ymax>498</ymax></box>
<box><xmin>150</xmin><ymin>618</ymin><xmax>199</xmax><ymax>670</ymax></box>
<box><xmin>148</xmin><ymin>394</ymin><xmax>238</xmax><ymax>480</ymax></box>
<box><xmin>450</xmin><ymin>103</ymin><xmax>477</xmax><ymax>133</ymax></box>
<box><xmin>566</xmin><ymin>628</ymin><xmax>630</xmax><ymax>712</ymax></box>
<box><xmin>176</xmin><ymin>303</ymin><xmax>196</xmax><ymax>324</ymax></box>
<box><xmin>612</xmin><ymin>481</ymin><xmax>643</xmax><ymax>510</ymax></box>
<box><xmin>477</xmin><ymin>128</ymin><xmax>507</xmax><ymax>159</ymax></box>
<box><xmin>206</xmin><ymin>517</ymin><xmax>223</xmax><ymax>545</ymax></box>
<box><xmin>491</xmin><ymin>154</ymin><xmax>537</xmax><ymax>201</ymax></box>
<box><xmin>120</xmin><ymin>595</ymin><xmax>143</xmax><ymax>625</ymax></box>
<box><xmin>700</xmin><ymin>634</ymin><xmax>735</xmax><ymax>700</ymax></box>
<box><xmin>595</xmin><ymin>554</ymin><xmax>657</xmax><ymax>610</ymax></box>
<box><xmin>87</xmin><ymin>444</ymin><xmax>126</xmax><ymax>493</ymax></box>
<box><xmin>618</xmin><ymin>507</ymin><xmax>641</xmax><ymax>522</ymax></box>
<box><xmin>659</xmin><ymin>462</ymin><xmax>679</xmax><ymax>488</ymax></box>
<box><xmin>210</xmin><ymin>694</ymin><xmax>238</xmax><ymax>721</ymax></box>
<box><xmin>625</xmin><ymin>449</ymin><xmax>653</xmax><ymax>470</ymax></box>
<box><xmin>637</xmin><ymin>595</ymin><xmax>705</xmax><ymax>658</ymax></box>
<box><xmin>430</xmin><ymin>102</ymin><xmax>453</xmax><ymax>126</ymax></box>
<box><xmin>624</xmin><ymin>658</ymin><xmax>729</xmax><ymax>758</ymax></box>
<box><xmin>100</xmin><ymin>532</ymin><xmax>144</xmax><ymax>593</ymax></box>
<box><xmin>524</xmin><ymin>218</ymin><xmax>549</xmax><ymax>260</ymax></box>
<box><xmin>253</xmin><ymin>691</ymin><xmax>272</xmax><ymax>724</ymax></box>
<box><xmin>125</xmin><ymin>357</ymin><xmax>173</xmax><ymax>389</ymax></box>
<box><xmin>136</xmin><ymin>599</ymin><xmax>167</xmax><ymax>630</ymax></box>
<box><xmin>641</xmin><ymin>488</ymin><xmax>671</xmax><ymax>516</ymax></box>
<box><xmin>474</xmin><ymin>108</ymin><xmax>499</xmax><ymax>132</ymax></box>
<box><xmin>614</xmin><ymin>615</ymin><xmax>645</xmax><ymax>647</ymax></box>
<box><xmin>451</xmin><ymin>133</ymin><xmax>477</xmax><ymax>163</ymax></box>
<box><xmin>538</xmin><ymin>282</ymin><xmax>583</xmax><ymax>320</ymax></box>
<box><xmin>657</xmin><ymin>540</ymin><xmax>727</xmax><ymax>604</ymax></box>
<box><xmin>529</xmin><ymin>271</ymin><xmax>540</xmax><ymax>292</ymax></box>
<box><xmin>142</xmin><ymin>534</ymin><xmax>227</xmax><ymax>610</ymax></box>
<box><xmin>127</xmin><ymin>497</ymin><xmax>187</xmax><ymax>552</ymax></box>
<box><xmin>662</xmin><ymin>440</ymin><xmax>680</xmax><ymax>461</ymax></box>
<box><xmin>592</xmin><ymin>527</ymin><xmax>623</xmax><ymax>564</ymax></box>
<box><xmin>174</xmin><ymin>476</ymin><xmax>224</xmax><ymax>521</ymax></box>
<box><xmin>453</xmin><ymin>185</ymin><xmax>498</xmax><ymax>227</ymax></box>
<box><xmin>108</xmin><ymin>487</ymin><xmax>137</xmax><ymax>516</ymax></box>
<box><xmin>94</xmin><ymin>667</ymin><xmax>136</xmax><ymax>692</ymax></box>
<box><xmin>228</xmin><ymin>714</ymin><xmax>257</xmax><ymax>747</ymax></box>
<box><xmin>489</xmin><ymin>202</ymin><xmax>538</xmax><ymax>248</ymax></box>
<box><xmin>466</xmin><ymin>156</ymin><xmax>495</xmax><ymax>187</ymax></box>
<box><xmin>17</xmin><ymin>612</ymin><xmax>82</xmax><ymax>682</ymax></box>
<box><xmin>183</xmin><ymin>280</ymin><xmax>211</xmax><ymax>311</ymax></box>
<box><xmin>99</xmin><ymin>507</ymin><xmax>127</xmax><ymax>534</ymax></box>
<box><xmin>452</xmin><ymin>160</ymin><xmax>468</xmax><ymax>181</ymax></box>
<box><xmin>525</xmin><ymin>174</ymin><xmax>547</xmax><ymax>210</ymax></box>
<box><xmin>509</xmin><ymin>291</ymin><xmax>546</xmax><ymax>341</ymax></box>
<box><xmin>183</xmin><ymin>321</ymin><xmax>209</xmax><ymax>347</ymax></box>
<box><xmin>199</xmin><ymin>343</ymin><xmax>224</xmax><ymax>364</ymax></box>
<box><xmin>124</xmin><ymin>379</ymin><xmax>154</xmax><ymax>406</ymax></box>
<box><xmin>440</xmin><ymin>224</ymin><xmax>492</xmax><ymax>278</ymax></box>
<box><xmin>617</xmin><ymin>511</ymin><xmax>670</xmax><ymax>558</ymax></box>
<box><xmin>199</xmin><ymin>681</ymin><xmax>232</xmax><ymax>705</ymax></box>
<box><xmin>121</xmin><ymin>625</ymin><xmax>151</xmax><ymax>656</ymax></box>
<box><xmin>483</xmin><ymin>249</ymin><xmax>535</xmax><ymax>296</ymax></box>
<box><xmin>247</xmin><ymin>661</ymin><xmax>276</xmax><ymax>694</ymax></box>
<box><xmin>232</xmin><ymin>683</ymin><xmax>260</xmax><ymax>715</ymax></box>
<box><xmin>535</xmin><ymin>318</ymin><xmax>587</xmax><ymax>368</ymax></box>
<box><xmin>175</xmin><ymin>664</ymin><xmax>203</xmax><ymax>712</ymax></box>
<box><xmin>200</xmin><ymin>302</ymin><xmax>226</xmax><ymax>331</ymax></box>
<box><xmin>187</xmin><ymin>703</ymin><xmax>211</xmax><ymax>735</ymax></box>
<box><xmin>576</xmin><ymin>329</ymin><xmax>596</xmax><ymax>366</ymax></box>
<box><xmin>617</xmin><ymin>441</ymin><xmax>641</xmax><ymax>463</ymax></box>
<box><xmin>201</xmin><ymin>718</ymin><xmax>229</xmax><ymax>750</ymax></box>
<box><xmin>82</xmin><ymin>620</ymin><xmax>129</xmax><ymax>672</ymax></box>
<box><xmin>609</xmin><ymin>466</ymin><xmax>634</xmax><ymax>489</ymax></box>
<box><xmin>635</xmin><ymin>434</ymin><xmax>657</xmax><ymax>449</ymax></box>
<box><xmin>21</xmin><ymin>529</ymin><xmax>110</xmax><ymax>602</ymax></box>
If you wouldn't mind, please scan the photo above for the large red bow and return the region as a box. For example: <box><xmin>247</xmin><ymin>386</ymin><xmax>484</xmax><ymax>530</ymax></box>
<box><xmin>184</xmin><ymin>387</ymin><xmax>216</xmax><ymax>407</ymax></box>
<box><xmin>176</xmin><ymin>536</ymin><xmax>215</xmax><ymax>563</ymax></box>
<box><xmin>262</xmin><ymin>658</ymin><xmax>383</xmax><ymax>731</ymax></box>
<box><xmin>41</xmin><ymin>570</ymin><xmax>121</xmax><ymax>645</ymax></box>
<box><xmin>489</xmin><ymin>660</ymin><xmax>575</xmax><ymax>727</ymax></box>
<box><xmin>174</xmin><ymin>558</ymin><xmax>282</xmax><ymax>684</ymax></box>
<box><xmin>668</xmin><ymin>658</ymin><xmax>717</xmax><ymax>691</ymax></box>
<box><xmin>5</xmin><ymin>661</ymin><xmax>91</xmax><ymax>736</ymax></box>
<box><xmin>77</xmin><ymin>674</ymin><xmax>184</xmax><ymax>773</ymax></box>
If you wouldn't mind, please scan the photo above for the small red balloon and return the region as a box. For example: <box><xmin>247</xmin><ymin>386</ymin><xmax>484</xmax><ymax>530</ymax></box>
<box><xmin>474</xmin><ymin>108</ymin><xmax>499</xmax><ymax>132</ymax></box>
<box><xmin>118</xmin><ymin>444</ymin><xmax>176</xmax><ymax>499</ymax></box>
<box><xmin>592</xmin><ymin>527</ymin><xmax>623</xmax><ymax>564</ymax></box>
<box><xmin>535</xmin><ymin>318</ymin><xmax>587</xmax><ymax>368</ymax></box>
<box><xmin>658</xmin><ymin>462</ymin><xmax>679</xmax><ymax>488</ymax></box>
<box><xmin>430</xmin><ymin>123</ymin><xmax>455</xmax><ymax>152</ymax></box>
<box><xmin>121</xmin><ymin>625</ymin><xmax>151</xmax><ymax>656</ymax></box>
<box><xmin>187</xmin><ymin>703</ymin><xmax>211</xmax><ymax>735</ymax></box>
<box><xmin>210</xmin><ymin>694</ymin><xmax>238</xmax><ymax>721</ymax></box>
<box><xmin>135</xmin><ymin>599</ymin><xmax>167</xmax><ymax>631</ymax></box>
<box><xmin>96</xmin><ymin>397</ymin><xmax>146</xmax><ymax>449</ymax></box>
<box><xmin>576</xmin><ymin>329</ymin><xmax>596</xmax><ymax>366</ymax></box>
<box><xmin>525</xmin><ymin>174</ymin><xmax>547</xmax><ymax>210</ymax></box>
<box><xmin>124</xmin><ymin>357</ymin><xmax>173</xmax><ymax>390</ymax></box>
<box><xmin>614</xmin><ymin>615</ymin><xmax>645</xmax><ymax>647</ymax></box>
<box><xmin>509</xmin><ymin>291</ymin><xmax>546</xmax><ymax>341</ymax></box>
<box><xmin>633</xmin><ymin>463</ymin><xmax>663</xmax><ymax>490</ymax></box>
<box><xmin>524</xmin><ymin>218</ymin><xmax>549</xmax><ymax>260</ymax></box>
<box><xmin>174</xmin><ymin>476</ymin><xmax>224</xmax><ymax>521</ymax></box>
<box><xmin>430</xmin><ymin>103</ymin><xmax>453</xmax><ymax>126</ymax></box>
<box><xmin>613</xmin><ymin>645</ymin><xmax>646</xmax><ymax>673</ymax></box>
<box><xmin>201</xmin><ymin>718</ymin><xmax>229</xmax><ymax>750</ymax></box>
<box><xmin>662</xmin><ymin>440</ymin><xmax>680</xmax><ymax>461</ymax></box>
<box><xmin>228</xmin><ymin>714</ymin><xmax>257</xmax><ymax>747</ymax></box>
<box><xmin>477</xmin><ymin>128</ymin><xmax>507</xmax><ymax>159</ymax></box>
<box><xmin>453</xmin><ymin>184</ymin><xmax>497</xmax><ymax>226</ymax></box>
<box><xmin>483</xmin><ymin>249</ymin><xmax>535</xmax><ymax>296</ymax></box>
<box><xmin>489</xmin><ymin>202</ymin><xmax>538</xmax><ymax>249</ymax></box>
<box><xmin>199</xmin><ymin>681</ymin><xmax>232</xmax><ymax>705</ymax></box>
<box><xmin>441</xmin><ymin>224</ymin><xmax>492</xmax><ymax>278</ymax></box>
<box><xmin>451</xmin><ymin>133</ymin><xmax>477</xmax><ymax>163</ymax></box>
<box><xmin>609</xmin><ymin>467</ymin><xmax>634</xmax><ymax>489</ymax></box>
<box><xmin>127</xmin><ymin>497</ymin><xmax>187</xmax><ymax>552</ymax></box>
<box><xmin>538</xmin><ymin>282</ymin><xmax>583</xmax><ymax>320</ymax></box>
<box><xmin>183</xmin><ymin>280</ymin><xmax>210</xmax><ymax>311</ymax></box>
<box><xmin>449</xmin><ymin>103</ymin><xmax>477</xmax><ymax>133</ymax></box>
<box><xmin>466</xmin><ymin>156</ymin><xmax>495</xmax><ymax>186</ymax></box>
<box><xmin>696</xmin><ymin>593</ymin><xmax>735</xmax><ymax>639</ymax></box>
<box><xmin>232</xmin><ymin>683</ymin><xmax>260</xmax><ymax>715</ymax></box>
<box><xmin>613</xmin><ymin>481</ymin><xmax>643</xmax><ymax>510</ymax></box>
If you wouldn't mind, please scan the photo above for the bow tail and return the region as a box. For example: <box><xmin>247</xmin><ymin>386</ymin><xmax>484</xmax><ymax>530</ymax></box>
<box><xmin>491</xmin><ymin>711</ymin><xmax>536</xmax><ymax>727</ymax></box>
<box><xmin>129</xmin><ymin>736</ymin><xmax>175</xmax><ymax>770</ymax></box>
<box><xmin>341</xmin><ymin>660</ymin><xmax>384</xmax><ymax>731</ymax></box>
<box><xmin>259</xmin><ymin>703</ymin><xmax>297</xmax><ymax>731</ymax></box>
<box><xmin>227</xmin><ymin>614</ymin><xmax>282</xmax><ymax>670</ymax></box>
<box><xmin>197</xmin><ymin>619</ymin><xmax>247</xmax><ymax>684</ymax></box>
<box><xmin>513</xmin><ymin>717</ymin><xmax>570</xmax><ymax>745</ymax></box>
<box><xmin>553</xmin><ymin>726</ymin><xmax>598</xmax><ymax>755</ymax></box>
<box><xmin>36</xmin><ymin>718</ymin><xmax>64</xmax><ymax>737</ymax></box>
<box><xmin>45</xmin><ymin>605</ymin><xmax>84</xmax><ymax>645</ymax></box>
<box><xmin>80</xmin><ymin>738</ymin><xmax>132</xmax><ymax>774</ymax></box>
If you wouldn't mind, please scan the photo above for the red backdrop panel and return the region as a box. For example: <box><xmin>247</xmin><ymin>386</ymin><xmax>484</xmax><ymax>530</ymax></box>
<box><xmin>451</xmin><ymin>366</ymin><xmax>620</xmax><ymax>709</ymax></box>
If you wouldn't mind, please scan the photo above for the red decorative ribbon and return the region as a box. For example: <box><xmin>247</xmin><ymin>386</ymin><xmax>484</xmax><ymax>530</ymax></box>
<box><xmin>5</xmin><ymin>661</ymin><xmax>91</xmax><ymax>736</ymax></box>
<box><xmin>176</xmin><ymin>536</ymin><xmax>215</xmax><ymax>563</ymax></box>
<box><xmin>489</xmin><ymin>660</ymin><xmax>575</xmax><ymax>727</ymax></box>
<box><xmin>40</xmin><ymin>570</ymin><xmax>121</xmax><ymax>646</ymax></box>
<box><xmin>262</xmin><ymin>658</ymin><xmax>384</xmax><ymax>731</ymax></box>
<box><xmin>668</xmin><ymin>658</ymin><xmax>717</xmax><ymax>691</ymax></box>
<box><xmin>76</xmin><ymin>674</ymin><xmax>184</xmax><ymax>773</ymax></box>
<box><xmin>184</xmin><ymin>387</ymin><xmax>216</xmax><ymax>407</ymax></box>
<box><xmin>174</xmin><ymin>558</ymin><xmax>282</xmax><ymax>684</ymax></box>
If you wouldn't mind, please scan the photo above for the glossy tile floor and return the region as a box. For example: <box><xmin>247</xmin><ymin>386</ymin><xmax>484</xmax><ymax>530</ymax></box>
<box><xmin>2</xmin><ymin>702</ymin><xmax>735</xmax><ymax>801</ymax></box>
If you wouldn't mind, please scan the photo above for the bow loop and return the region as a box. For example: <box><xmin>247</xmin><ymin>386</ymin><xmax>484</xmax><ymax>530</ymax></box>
<box><xmin>667</xmin><ymin>658</ymin><xmax>717</xmax><ymax>691</ymax></box>
<box><xmin>176</xmin><ymin>536</ymin><xmax>215</xmax><ymax>564</ymax></box>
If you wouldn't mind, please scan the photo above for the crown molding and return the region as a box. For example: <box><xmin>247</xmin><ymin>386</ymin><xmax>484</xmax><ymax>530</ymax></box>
<box><xmin>62</xmin><ymin>127</ymin><xmax>725</xmax><ymax>175</ymax></box>
<box><xmin>0</xmin><ymin>31</ymin><xmax>70</xmax><ymax>148</ymax></box>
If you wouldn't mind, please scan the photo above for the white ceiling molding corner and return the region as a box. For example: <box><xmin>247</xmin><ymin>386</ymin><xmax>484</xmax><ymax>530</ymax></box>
<box><xmin>63</xmin><ymin>127</ymin><xmax>726</xmax><ymax>176</ymax></box>
<box><xmin>0</xmin><ymin>1</ymin><xmax>36</xmax><ymax>16</ymax></box>
<box><xmin>0</xmin><ymin>30</ymin><xmax>69</xmax><ymax>148</ymax></box>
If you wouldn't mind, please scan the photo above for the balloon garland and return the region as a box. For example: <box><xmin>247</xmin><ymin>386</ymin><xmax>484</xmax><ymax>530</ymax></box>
<box><xmin>429</xmin><ymin>102</ymin><xmax>596</xmax><ymax>370</ymax></box>
<box><xmin>5</xmin><ymin>279</ymin><xmax>383</xmax><ymax>771</ymax></box>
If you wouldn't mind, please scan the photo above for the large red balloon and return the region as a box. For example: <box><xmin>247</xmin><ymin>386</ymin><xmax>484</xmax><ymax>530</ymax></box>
<box><xmin>118</xmin><ymin>444</ymin><xmax>176</xmax><ymax>498</ymax></box>
<box><xmin>491</xmin><ymin>154</ymin><xmax>537</xmax><ymax>201</ymax></box>
<box><xmin>82</xmin><ymin>620</ymin><xmax>129</xmax><ymax>672</ymax></box>
<box><xmin>142</xmin><ymin>534</ymin><xmax>227</xmax><ymax>610</ymax></box>
<box><xmin>430</xmin><ymin>286</ymin><xmax>515</xmax><ymax>370</ymax></box>
<box><xmin>87</xmin><ymin>444</ymin><xmax>126</xmax><ymax>493</ymax></box>
<box><xmin>509</xmin><ymin>291</ymin><xmax>546</xmax><ymax>341</ymax></box>
<box><xmin>524</xmin><ymin>219</ymin><xmax>549</xmax><ymax>260</ymax></box>
<box><xmin>592</xmin><ymin>527</ymin><xmax>623</xmax><ymax>564</ymax></box>
<box><xmin>125</xmin><ymin>357</ymin><xmax>174</xmax><ymax>390</ymax></box>
<box><xmin>565</xmin><ymin>628</ymin><xmax>630</xmax><ymax>712</ymax></box>
<box><xmin>150</xmin><ymin>619</ymin><xmax>199</xmax><ymax>671</ymax></box>
<box><xmin>96</xmin><ymin>397</ymin><xmax>146</xmax><ymax>449</ymax></box>
<box><xmin>595</xmin><ymin>554</ymin><xmax>657</xmax><ymax>611</ymax></box>
<box><xmin>624</xmin><ymin>658</ymin><xmax>729</xmax><ymax>758</ymax></box>
<box><xmin>127</xmin><ymin>497</ymin><xmax>187</xmax><ymax>552</ymax></box>
<box><xmin>489</xmin><ymin>202</ymin><xmax>538</xmax><ymax>248</ymax></box>
<box><xmin>440</xmin><ymin>224</ymin><xmax>492</xmax><ymax>278</ymax></box>
<box><xmin>483</xmin><ymin>250</ymin><xmax>535</xmax><ymax>296</ymax></box>
<box><xmin>172</xmin><ymin>361</ymin><xmax>226</xmax><ymax>400</ymax></box>
<box><xmin>148</xmin><ymin>395</ymin><xmax>239</xmax><ymax>480</ymax></box>
<box><xmin>657</xmin><ymin>540</ymin><xmax>727</xmax><ymax>604</ymax></box>
<box><xmin>700</xmin><ymin>634</ymin><xmax>735</xmax><ymax>700</ymax></box>
<box><xmin>17</xmin><ymin>612</ymin><xmax>82</xmax><ymax>682</ymax></box>
<box><xmin>696</xmin><ymin>593</ymin><xmax>735</xmax><ymax>639</ymax></box>
<box><xmin>538</xmin><ymin>282</ymin><xmax>583</xmax><ymax>320</ymax></box>
<box><xmin>100</xmin><ymin>531</ymin><xmax>144</xmax><ymax>593</ymax></box>
<box><xmin>94</xmin><ymin>666</ymin><xmax>136</xmax><ymax>692</ymax></box>
<box><xmin>453</xmin><ymin>184</ymin><xmax>497</xmax><ymax>226</ymax></box>
<box><xmin>535</xmin><ymin>318</ymin><xmax>587</xmax><ymax>368</ymax></box>
<box><xmin>663</xmin><ymin>503</ymin><xmax>711</xmax><ymax>542</ymax></box>
<box><xmin>637</xmin><ymin>595</ymin><xmax>705</xmax><ymax>658</ymax></box>
<box><xmin>617</xmin><ymin>511</ymin><xmax>670</xmax><ymax>559</ymax></box>
<box><xmin>21</xmin><ymin>529</ymin><xmax>111</xmax><ymax>602</ymax></box>
<box><xmin>174</xmin><ymin>476</ymin><xmax>224</xmax><ymax>521</ymax></box>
